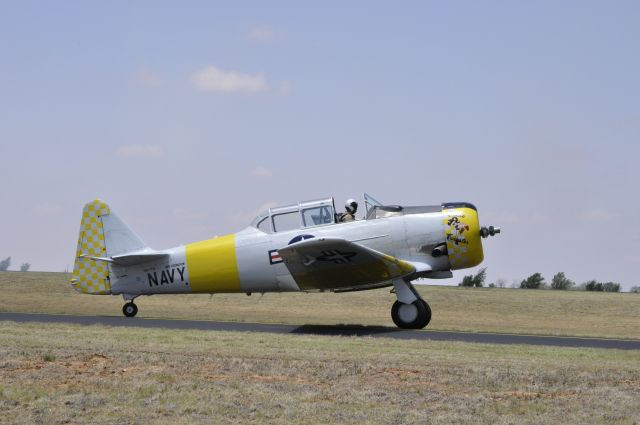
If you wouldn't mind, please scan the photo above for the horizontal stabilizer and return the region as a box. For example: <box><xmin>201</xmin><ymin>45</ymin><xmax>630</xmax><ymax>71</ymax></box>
<box><xmin>80</xmin><ymin>251</ymin><xmax>169</xmax><ymax>266</ymax></box>
<box><xmin>277</xmin><ymin>237</ymin><xmax>415</xmax><ymax>291</ymax></box>
<box><xmin>111</xmin><ymin>251</ymin><xmax>169</xmax><ymax>266</ymax></box>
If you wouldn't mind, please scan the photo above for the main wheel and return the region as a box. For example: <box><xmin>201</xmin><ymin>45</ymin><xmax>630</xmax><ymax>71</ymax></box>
<box><xmin>418</xmin><ymin>299</ymin><xmax>432</xmax><ymax>328</ymax></box>
<box><xmin>391</xmin><ymin>299</ymin><xmax>431</xmax><ymax>329</ymax></box>
<box><xmin>122</xmin><ymin>302</ymin><xmax>138</xmax><ymax>318</ymax></box>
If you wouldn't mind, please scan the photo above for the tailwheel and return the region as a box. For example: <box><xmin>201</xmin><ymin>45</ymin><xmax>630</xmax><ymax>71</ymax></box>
<box><xmin>122</xmin><ymin>302</ymin><xmax>138</xmax><ymax>318</ymax></box>
<box><xmin>391</xmin><ymin>299</ymin><xmax>431</xmax><ymax>329</ymax></box>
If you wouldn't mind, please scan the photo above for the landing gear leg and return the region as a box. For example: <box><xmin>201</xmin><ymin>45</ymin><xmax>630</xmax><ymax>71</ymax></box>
<box><xmin>391</xmin><ymin>279</ymin><xmax>431</xmax><ymax>329</ymax></box>
<box><xmin>122</xmin><ymin>294</ymin><xmax>138</xmax><ymax>318</ymax></box>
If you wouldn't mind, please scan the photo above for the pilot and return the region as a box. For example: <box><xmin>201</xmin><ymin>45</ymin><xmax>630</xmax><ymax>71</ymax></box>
<box><xmin>338</xmin><ymin>199</ymin><xmax>358</xmax><ymax>222</ymax></box>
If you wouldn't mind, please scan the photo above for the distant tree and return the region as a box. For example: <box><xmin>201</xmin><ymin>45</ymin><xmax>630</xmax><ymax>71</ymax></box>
<box><xmin>459</xmin><ymin>275</ymin><xmax>474</xmax><ymax>287</ymax></box>
<box><xmin>550</xmin><ymin>272</ymin><xmax>574</xmax><ymax>290</ymax></box>
<box><xmin>495</xmin><ymin>278</ymin><xmax>506</xmax><ymax>288</ymax></box>
<box><xmin>20</xmin><ymin>263</ymin><xmax>30</xmax><ymax>272</ymax></box>
<box><xmin>473</xmin><ymin>268</ymin><xmax>487</xmax><ymax>287</ymax></box>
<box><xmin>630</xmin><ymin>286</ymin><xmax>640</xmax><ymax>293</ymax></box>
<box><xmin>520</xmin><ymin>273</ymin><xmax>545</xmax><ymax>289</ymax></box>
<box><xmin>459</xmin><ymin>267</ymin><xmax>487</xmax><ymax>287</ymax></box>
<box><xmin>488</xmin><ymin>283</ymin><xmax>496</xmax><ymax>288</ymax></box>
<box><xmin>0</xmin><ymin>257</ymin><xmax>10</xmax><ymax>271</ymax></box>
<box><xmin>583</xmin><ymin>280</ymin><xmax>620</xmax><ymax>292</ymax></box>
<box><xmin>584</xmin><ymin>280</ymin><xmax>602</xmax><ymax>291</ymax></box>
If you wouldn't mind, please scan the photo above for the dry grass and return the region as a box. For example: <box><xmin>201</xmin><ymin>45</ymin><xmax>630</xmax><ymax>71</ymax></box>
<box><xmin>0</xmin><ymin>322</ymin><xmax>638</xmax><ymax>424</ymax></box>
<box><xmin>1</xmin><ymin>272</ymin><xmax>639</xmax><ymax>339</ymax></box>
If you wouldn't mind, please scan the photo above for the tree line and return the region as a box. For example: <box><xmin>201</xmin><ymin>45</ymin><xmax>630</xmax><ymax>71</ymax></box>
<box><xmin>459</xmin><ymin>268</ymin><xmax>630</xmax><ymax>292</ymax></box>
<box><xmin>0</xmin><ymin>257</ymin><xmax>31</xmax><ymax>272</ymax></box>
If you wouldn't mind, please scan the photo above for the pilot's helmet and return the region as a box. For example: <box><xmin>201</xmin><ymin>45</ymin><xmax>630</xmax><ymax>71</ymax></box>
<box><xmin>345</xmin><ymin>199</ymin><xmax>358</xmax><ymax>213</ymax></box>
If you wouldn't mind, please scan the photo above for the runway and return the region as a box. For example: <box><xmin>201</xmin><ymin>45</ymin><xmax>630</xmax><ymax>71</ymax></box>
<box><xmin>1</xmin><ymin>312</ymin><xmax>638</xmax><ymax>350</ymax></box>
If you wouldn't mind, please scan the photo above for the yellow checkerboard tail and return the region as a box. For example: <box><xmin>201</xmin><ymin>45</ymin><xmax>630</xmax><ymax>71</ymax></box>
<box><xmin>70</xmin><ymin>200</ymin><xmax>112</xmax><ymax>295</ymax></box>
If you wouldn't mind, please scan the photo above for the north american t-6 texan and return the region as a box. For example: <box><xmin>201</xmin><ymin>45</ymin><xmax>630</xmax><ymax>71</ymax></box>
<box><xmin>71</xmin><ymin>193</ymin><xmax>500</xmax><ymax>329</ymax></box>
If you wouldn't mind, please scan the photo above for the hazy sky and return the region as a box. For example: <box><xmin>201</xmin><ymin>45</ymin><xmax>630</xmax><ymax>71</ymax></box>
<box><xmin>1</xmin><ymin>1</ymin><xmax>638</xmax><ymax>290</ymax></box>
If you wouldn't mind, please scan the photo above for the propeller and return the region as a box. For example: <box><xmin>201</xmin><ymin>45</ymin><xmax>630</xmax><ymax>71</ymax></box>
<box><xmin>480</xmin><ymin>226</ymin><xmax>501</xmax><ymax>238</ymax></box>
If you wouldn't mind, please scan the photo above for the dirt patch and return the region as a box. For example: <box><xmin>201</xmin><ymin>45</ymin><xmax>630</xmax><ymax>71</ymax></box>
<box><xmin>382</xmin><ymin>367</ymin><xmax>422</xmax><ymax>377</ymax></box>
<box><xmin>493</xmin><ymin>390</ymin><xmax>578</xmax><ymax>400</ymax></box>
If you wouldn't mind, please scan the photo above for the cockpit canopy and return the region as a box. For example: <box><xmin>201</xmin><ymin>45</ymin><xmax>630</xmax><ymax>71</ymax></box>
<box><xmin>250</xmin><ymin>197</ymin><xmax>337</xmax><ymax>234</ymax></box>
<box><xmin>249</xmin><ymin>193</ymin><xmax>440</xmax><ymax>233</ymax></box>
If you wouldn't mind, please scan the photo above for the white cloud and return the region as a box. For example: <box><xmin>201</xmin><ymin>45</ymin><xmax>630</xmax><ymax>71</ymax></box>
<box><xmin>247</xmin><ymin>25</ymin><xmax>280</xmax><ymax>43</ymax></box>
<box><xmin>191</xmin><ymin>66</ymin><xmax>269</xmax><ymax>93</ymax></box>
<box><xmin>115</xmin><ymin>145</ymin><xmax>164</xmax><ymax>158</ymax></box>
<box><xmin>250</xmin><ymin>165</ymin><xmax>273</xmax><ymax>177</ymax></box>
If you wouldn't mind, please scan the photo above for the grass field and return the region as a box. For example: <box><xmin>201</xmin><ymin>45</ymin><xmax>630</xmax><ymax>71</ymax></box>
<box><xmin>1</xmin><ymin>272</ymin><xmax>639</xmax><ymax>424</ymax></box>
<box><xmin>1</xmin><ymin>322</ymin><xmax>639</xmax><ymax>425</ymax></box>
<box><xmin>0</xmin><ymin>272</ymin><xmax>638</xmax><ymax>339</ymax></box>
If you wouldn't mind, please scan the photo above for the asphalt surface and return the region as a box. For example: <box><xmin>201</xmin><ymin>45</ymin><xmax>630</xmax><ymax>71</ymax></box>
<box><xmin>1</xmin><ymin>312</ymin><xmax>639</xmax><ymax>350</ymax></box>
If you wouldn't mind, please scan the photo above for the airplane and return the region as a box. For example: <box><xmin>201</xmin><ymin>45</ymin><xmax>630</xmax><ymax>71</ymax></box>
<box><xmin>71</xmin><ymin>193</ymin><xmax>499</xmax><ymax>329</ymax></box>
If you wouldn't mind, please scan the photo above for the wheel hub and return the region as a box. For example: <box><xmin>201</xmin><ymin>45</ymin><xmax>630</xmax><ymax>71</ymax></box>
<box><xmin>398</xmin><ymin>303</ymin><xmax>418</xmax><ymax>323</ymax></box>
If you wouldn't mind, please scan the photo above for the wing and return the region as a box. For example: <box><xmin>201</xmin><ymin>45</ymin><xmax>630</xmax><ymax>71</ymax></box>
<box><xmin>277</xmin><ymin>237</ymin><xmax>419</xmax><ymax>291</ymax></box>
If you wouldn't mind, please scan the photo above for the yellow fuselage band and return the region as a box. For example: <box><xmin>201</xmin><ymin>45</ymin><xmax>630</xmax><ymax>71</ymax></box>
<box><xmin>185</xmin><ymin>234</ymin><xmax>241</xmax><ymax>293</ymax></box>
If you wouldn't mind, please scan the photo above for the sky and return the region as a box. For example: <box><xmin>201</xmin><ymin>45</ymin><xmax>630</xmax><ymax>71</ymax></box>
<box><xmin>0</xmin><ymin>1</ymin><xmax>639</xmax><ymax>290</ymax></box>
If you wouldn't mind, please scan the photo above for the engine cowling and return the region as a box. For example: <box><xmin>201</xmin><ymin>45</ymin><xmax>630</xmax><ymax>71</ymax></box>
<box><xmin>441</xmin><ymin>203</ymin><xmax>484</xmax><ymax>270</ymax></box>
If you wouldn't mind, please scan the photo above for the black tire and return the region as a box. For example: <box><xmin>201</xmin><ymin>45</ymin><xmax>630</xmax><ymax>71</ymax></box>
<box><xmin>122</xmin><ymin>302</ymin><xmax>138</xmax><ymax>318</ymax></box>
<box><xmin>391</xmin><ymin>299</ymin><xmax>430</xmax><ymax>329</ymax></box>
<box><xmin>418</xmin><ymin>299</ymin><xmax>432</xmax><ymax>328</ymax></box>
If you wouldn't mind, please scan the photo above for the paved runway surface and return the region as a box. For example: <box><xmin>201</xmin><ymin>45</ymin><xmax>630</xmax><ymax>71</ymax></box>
<box><xmin>1</xmin><ymin>312</ymin><xmax>639</xmax><ymax>350</ymax></box>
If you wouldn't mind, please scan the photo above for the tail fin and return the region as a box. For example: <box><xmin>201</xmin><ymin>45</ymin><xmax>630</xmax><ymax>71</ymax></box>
<box><xmin>71</xmin><ymin>200</ymin><xmax>148</xmax><ymax>294</ymax></box>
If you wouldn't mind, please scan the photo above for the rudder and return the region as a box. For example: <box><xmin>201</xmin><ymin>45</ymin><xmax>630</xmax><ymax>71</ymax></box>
<box><xmin>71</xmin><ymin>200</ymin><xmax>112</xmax><ymax>294</ymax></box>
